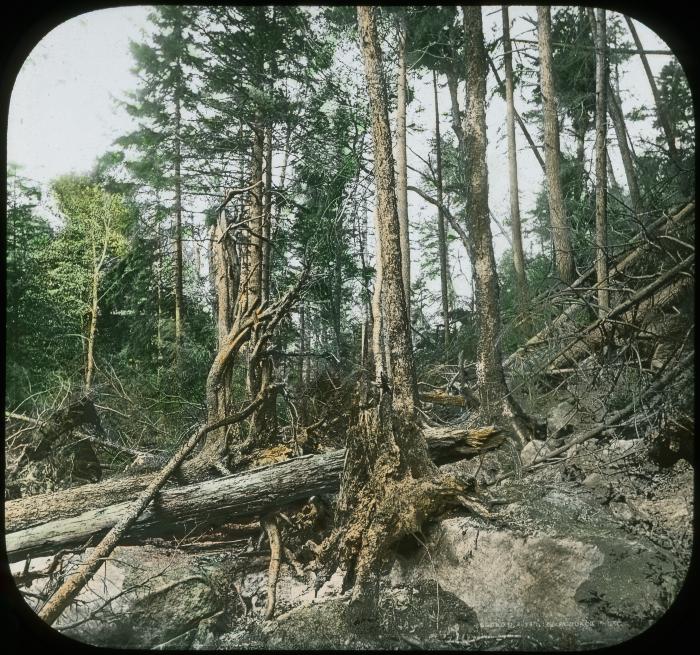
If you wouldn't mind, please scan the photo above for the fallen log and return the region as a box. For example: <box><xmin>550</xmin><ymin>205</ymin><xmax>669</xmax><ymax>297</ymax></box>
<box><xmin>504</xmin><ymin>201</ymin><xmax>695</xmax><ymax>369</ymax></box>
<box><xmin>5</xmin><ymin>425</ymin><xmax>500</xmax><ymax>563</ymax></box>
<box><xmin>546</xmin><ymin>257</ymin><xmax>693</xmax><ymax>371</ymax></box>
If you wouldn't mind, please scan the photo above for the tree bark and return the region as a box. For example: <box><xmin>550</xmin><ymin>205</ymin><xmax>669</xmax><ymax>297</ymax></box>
<box><xmin>359</xmin><ymin>7</ymin><xmax>416</xmax><ymax>412</ymax></box>
<box><xmin>173</xmin><ymin>78</ymin><xmax>184</xmax><ymax>359</ymax></box>
<box><xmin>607</xmin><ymin>85</ymin><xmax>641</xmax><ymax>218</ymax></box>
<box><xmin>537</xmin><ymin>6</ymin><xmax>576</xmax><ymax>285</ymax></box>
<box><xmin>395</xmin><ymin>11</ymin><xmax>411</xmax><ymax>325</ymax></box>
<box><xmin>85</xmin><ymin>230</ymin><xmax>108</xmax><ymax>391</ymax></box>
<box><xmin>591</xmin><ymin>8</ymin><xmax>609</xmax><ymax>316</ymax></box>
<box><xmin>433</xmin><ymin>69</ymin><xmax>451</xmax><ymax>352</ymax></box>
<box><xmin>6</xmin><ymin>425</ymin><xmax>501</xmax><ymax>562</ymax></box>
<box><xmin>262</xmin><ymin>124</ymin><xmax>273</xmax><ymax>304</ymax></box>
<box><xmin>501</xmin><ymin>6</ymin><xmax>529</xmax><ymax>315</ymax></box>
<box><xmin>462</xmin><ymin>5</ymin><xmax>530</xmax><ymax>447</ymax></box>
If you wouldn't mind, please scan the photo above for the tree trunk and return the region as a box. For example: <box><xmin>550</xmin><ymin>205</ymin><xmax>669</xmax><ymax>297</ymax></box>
<box><xmin>262</xmin><ymin>124</ymin><xmax>273</xmax><ymax>304</ymax></box>
<box><xmin>537</xmin><ymin>6</ymin><xmax>576</xmax><ymax>285</ymax></box>
<box><xmin>607</xmin><ymin>83</ymin><xmax>642</xmax><ymax>218</ymax></box>
<box><xmin>591</xmin><ymin>8</ymin><xmax>609</xmax><ymax>316</ymax></box>
<box><xmin>173</xmin><ymin>87</ymin><xmax>184</xmax><ymax>359</ymax></box>
<box><xmin>315</xmin><ymin>7</ymin><xmax>471</xmax><ymax>604</ymax></box>
<box><xmin>6</xmin><ymin>425</ymin><xmax>501</xmax><ymax>562</ymax></box>
<box><xmin>433</xmin><ymin>69</ymin><xmax>450</xmax><ymax>352</ymax></box>
<box><xmin>462</xmin><ymin>5</ymin><xmax>530</xmax><ymax>448</ymax></box>
<box><xmin>501</xmin><ymin>6</ymin><xmax>529</xmax><ymax>315</ymax></box>
<box><xmin>85</xmin><ymin>235</ymin><xmax>107</xmax><ymax>391</ymax></box>
<box><xmin>395</xmin><ymin>11</ymin><xmax>411</xmax><ymax>325</ymax></box>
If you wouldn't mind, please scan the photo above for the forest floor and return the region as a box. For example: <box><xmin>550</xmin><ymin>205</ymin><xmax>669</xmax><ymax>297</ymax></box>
<box><xmin>8</xmin><ymin>368</ymin><xmax>693</xmax><ymax>650</ymax></box>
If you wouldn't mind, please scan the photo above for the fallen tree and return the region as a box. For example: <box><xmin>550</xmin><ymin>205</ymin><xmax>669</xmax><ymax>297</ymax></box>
<box><xmin>6</xmin><ymin>425</ymin><xmax>500</xmax><ymax>563</ymax></box>
<box><xmin>504</xmin><ymin>201</ymin><xmax>695</xmax><ymax>369</ymax></box>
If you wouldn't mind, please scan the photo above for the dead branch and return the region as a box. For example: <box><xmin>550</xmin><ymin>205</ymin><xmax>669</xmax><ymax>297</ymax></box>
<box><xmin>262</xmin><ymin>514</ymin><xmax>282</xmax><ymax>620</ymax></box>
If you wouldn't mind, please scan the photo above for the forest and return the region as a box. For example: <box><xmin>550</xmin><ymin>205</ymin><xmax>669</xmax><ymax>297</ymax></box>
<box><xmin>5</xmin><ymin>5</ymin><xmax>695</xmax><ymax>650</ymax></box>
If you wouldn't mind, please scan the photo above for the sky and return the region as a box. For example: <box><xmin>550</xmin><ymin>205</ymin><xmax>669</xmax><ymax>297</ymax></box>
<box><xmin>6</xmin><ymin>6</ymin><xmax>679</xmax><ymax>309</ymax></box>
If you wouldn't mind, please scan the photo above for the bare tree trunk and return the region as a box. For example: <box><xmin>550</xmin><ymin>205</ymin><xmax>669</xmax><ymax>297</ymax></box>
<box><xmin>624</xmin><ymin>16</ymin><xmax>680</xmax><ymax>168</ymax></box>
<box><xmin>85</xmin><ymin>235</ymin><xmax>108</xmax><ymax>391</ymax></box>
<box><xmin>370</xmin><ymin>208</ymin><xmax>385</xmax><ymax>379</ymax></box>
<box><xmin>433</xmin><ymin>69</ymin><xmax>450</xmax><ymax>352</ymax></box>
<box><xmin>316</xmin><ymin>7</ymin><xmax>466</xmax><ymax>605</ymax></box>
<box><xmin>395</xmin><ymin>11</ymin><xmax>411</xmax><ymax>325</ymax></box>
<box><xmin>298</xmin><ymin>301</ymin><xmax>305</xmax><ymax>386</ymax></box>
<box><xmin>173</xmin><ymin>88</ymin><xmax>184</xmax><ymax>360</ymax></box>
<box><xmin>591</xmin><ymin>8</ymin><xmax>610</xmax><ymax>316</ymax></box>
<box><xmin>607</xmin><ymin>86</ymin><xmax>641</xmax><ymax>218</ymax></box>
<box><xmin>262</xmin><ymin>124</ymin><xmax>273</xmax><ymax>304</ymax></box>
<box><xmin>537</xmin><ymin>5</ymin><xmax>576</xmax><ymax>285</ymax></box>
<box><xmin>501</xmin><ymin>5</ymin><xmax>529</xmax><ymax>313</ymax></box>
<box><xmin>463</xmin><ymin>5</ymin><xmax>530</xmax><ymax>447</ymax></box>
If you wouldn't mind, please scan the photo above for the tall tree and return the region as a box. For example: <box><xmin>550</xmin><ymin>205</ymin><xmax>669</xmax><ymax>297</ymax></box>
<box><xmin>118</xmin><ymin>7</ymin><xmax>199</xmax><ymax>362</ymax></box>
<box><xmin>317</xmin><ymin>7</ymin><xmax>472</xmax><ymax>606</ymax></box>
<box><xmin>537</xmin><ymin>6</ymin><xmax>576</xmax><ymax>285</ymax></box>
<box><xmin>501</xmin><ymin>6</ymin><xmax>529</xmax><ymax>313</ymax></box>
<box><xmin>461</xmin><ymin>6</ymin><xmax>530</xmax><ymax>446</ymax></box>
<box><xmin>51</xmin><ymin>177</ymin><xmax>128</xmax><ymax>390</ymax></box>
<box><xmin>395</xmin><ymin>10</ymin><xmax>411</xmax><ymax>324</ymax></box>
<box><xmin>432</xmin><ymin>68</ymin><xmax>451</xmax><ymax>351</ymax></box>
<box><xmin>591</xmin><ymin>8</ymin><xmax>609</xmax><ymax>316</ymax></box>
<box><xmin>607</xmin><ymin>84</ymin><xmax>642</xmax><ymax>218</ymax></box>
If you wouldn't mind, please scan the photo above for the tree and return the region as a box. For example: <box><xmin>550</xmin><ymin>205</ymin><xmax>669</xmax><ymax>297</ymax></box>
<box><xmin>537</xmin><ymin>6</ymin><xmax>576</xmax><ymax>285</ymax></box>
<box><xmin>432</xmin><ymin>68</ymin><xmax>451</xmax><ymax>351</ymax></box>
<box><xmin>461</xmin><ymin>6</ymin><xmax>530</xmax><ymax>446</ymax></box>
<box><xmin>590</xmin><ymin>8</ymin><xmax>609</xmax><ymax>316</ymax></box>
<box><xmin>117</xmin><ymin>7</ymin><xmax>207</xmax><ymax>365</ymax></box>
<box><xmin>316</xmin><ymin>6</ymin><xmax>474</xmax><ymax>606</ymax></box>
<box><xmin>51</xmin><ymin>177</ymin><xmax>129</xmax><ymax>390</ymax></box>
<box><xmin>501</xmin><ymin>6</ymin><xmax>529</xmax><ymax>314</ymax></box>
<box><xmin>394</xmin><ymin>10</ymin><xmax>411</xmax><ymax>324</ymax></box>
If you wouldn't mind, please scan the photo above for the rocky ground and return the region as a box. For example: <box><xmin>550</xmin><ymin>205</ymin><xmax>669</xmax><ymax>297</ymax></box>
<box><xmin>11</xmin><ymin>412</ymin><xmax>693</xmax><ymax>651</ymax></box>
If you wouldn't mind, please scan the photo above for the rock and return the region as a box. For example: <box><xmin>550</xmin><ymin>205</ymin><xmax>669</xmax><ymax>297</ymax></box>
<box><xmin>582</xmin><ymin>473</ymin><xmax>610</xmax><ymax>501</ymax></box>
<box><xmin>264</xmin><ymin>581</ymin><xmax>479</xmax><ymax>650</ymax></box>
<box><xmin>521</xmin><ymin>440</ymin><xmax>550</xmax><ymax>467</ymax></box>
<box><xmin>389</xmin><ymin>482</ymin><xmax>687</xmax><ymax>647</ymax></box>
<box><xmin>547</xmin><ymin>400</ymin><xmax>578</xmax><ymax>435</ymax></box>
<box><xmin>12</xmin><ymin>546</ymin><xmax>222</xmax><ymax>649</ymax></box>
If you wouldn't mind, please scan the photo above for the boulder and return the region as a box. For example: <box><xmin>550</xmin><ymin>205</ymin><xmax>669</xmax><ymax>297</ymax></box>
<box><xmin>521</xmin><ymin>439</ymin><xmax>551</xmax><ymax>467</ymax></box>
<box><xmin>11</xmin><ymin>545</ymin><xmax>223</xmax><ymax>649</ymax></box>
<box><xmin>547</xmin><ymin>399</ymin><xmax>578</xmax><ymax>435</ymax></box>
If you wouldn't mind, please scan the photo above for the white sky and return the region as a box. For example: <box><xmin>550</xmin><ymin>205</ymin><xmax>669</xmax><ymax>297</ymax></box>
<box><xmin>7</xmin><ymin>6</ymin><xmax>678</xmax><ymax>312</ymax></box>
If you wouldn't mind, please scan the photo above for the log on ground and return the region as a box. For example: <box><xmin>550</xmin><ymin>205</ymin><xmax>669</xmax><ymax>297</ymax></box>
<box><xmin>5</xmin><ymin>425</ymin><xmax>500</xmax><ymax>562</ymax></box>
